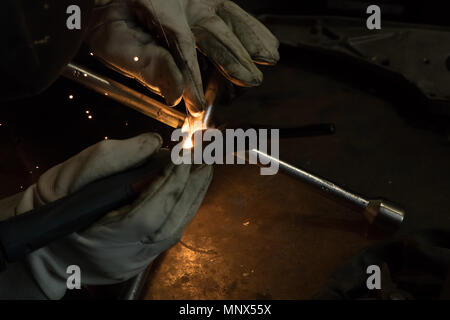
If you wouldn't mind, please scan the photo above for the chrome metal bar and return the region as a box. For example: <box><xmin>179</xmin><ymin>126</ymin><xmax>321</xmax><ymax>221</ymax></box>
<box><xmin>250</xmin><ymin>149</ymin><xmax>369</xmax><ymax>209</ymax></box>
<box><xmin>63</xmin><ymin>63</ymin><xmax>186</xmax><ymax>128</ymax></box>
<box><xmin>248</xmin><ymin>149</ymin><xmax>404</xmax><ymax>228</ymax></box>
<box><xmin>120</xmin><ymin>264</ymin><xmax>153</xmax><ymax>300</ymax></box>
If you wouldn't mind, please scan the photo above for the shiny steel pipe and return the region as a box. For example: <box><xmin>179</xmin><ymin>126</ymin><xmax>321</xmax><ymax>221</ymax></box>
<box><xmin>250</xmin><ymin>149</ymin><xmax>405</xmax><ymax>229</ymax></box>
<box><xmin>63</xmin><ymin>63</ymin><xmax>186</xmax><ymax>128</ymax></box>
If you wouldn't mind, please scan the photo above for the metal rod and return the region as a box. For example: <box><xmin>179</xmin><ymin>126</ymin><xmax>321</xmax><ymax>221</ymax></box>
<box><xmin>248</xmin><ymin>149</ymin><xmax>404</xmax><ymax>229</ymax></box>
<box><xmin>251</xmin><ymin>149</ymin><xmax>369</xmax><ymax>209</ymax></box>
<box><xmin>120</xmin><ymin>264</ymin><xmax>153</xmax><ymax>300</ymax></box>
<box><xmin>63</xmin><ymin>63</ymin><xmax>186</xmax><ymax>129</ymax></box>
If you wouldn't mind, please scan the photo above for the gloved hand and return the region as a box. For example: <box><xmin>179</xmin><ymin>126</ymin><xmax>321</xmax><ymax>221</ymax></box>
<box><xmin>0</xmin><ymin>133</ymin><xmax>213</xmax><ymax>299</ymax></box>
<box><xmin>87</xmin><ymin>0</ymin><xmax>280</xmax><ymax>116</ymax></box>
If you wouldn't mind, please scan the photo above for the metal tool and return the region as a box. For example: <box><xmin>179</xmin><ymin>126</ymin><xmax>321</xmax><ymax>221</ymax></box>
<box><xmin>251</xmin><ymin>149</ymin><xmax>404</xmax><ymax>229</ymax></box>
<box><xmin>63</xmin><ymin>63</ymin><xmax>185</xmax><ymax>129</ymax></box>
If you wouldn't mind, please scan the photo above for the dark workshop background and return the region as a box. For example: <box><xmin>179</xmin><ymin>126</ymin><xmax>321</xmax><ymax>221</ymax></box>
<box><xmin>1</xmin><ymin>1</ymin><xmax>450</xmax><ymax>299</ymax></box>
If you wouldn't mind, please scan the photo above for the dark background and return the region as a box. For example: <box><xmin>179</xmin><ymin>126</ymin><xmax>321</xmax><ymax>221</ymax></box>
<box><xmin>1</xmin><ymin>0</ymin><xmax>450</xmax><ymax>299</ymax></box>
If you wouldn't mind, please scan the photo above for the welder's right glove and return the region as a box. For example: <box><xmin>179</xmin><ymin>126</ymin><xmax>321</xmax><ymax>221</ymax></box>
<box><xmin>0</xmin><ymin>133</ymin><xmax>213</xmax><ymax>299</ymax></box>
<box><xmin>86</xmin><ymin>0</ymin><xmax>279</xmax><ymax>116</ymax></box>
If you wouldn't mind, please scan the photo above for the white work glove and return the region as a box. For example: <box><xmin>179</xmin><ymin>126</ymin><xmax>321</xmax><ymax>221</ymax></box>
<box><xmin>87</xmin><ymin>0</ymin><xmax>280</xmax><ymax>116</ymax></box>
<box><xmin>0</xmin><ymin>133</ymin><xmax>213</xmax><ymax>299</ymax></box>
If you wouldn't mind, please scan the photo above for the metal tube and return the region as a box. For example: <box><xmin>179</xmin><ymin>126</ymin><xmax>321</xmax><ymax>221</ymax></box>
<box><xmin>120</xmin><ymin>264</ymin><xmax>153</xmax><ymax>300</ymax></box>
<box><xmin>249</xmin><ymin>149</ymin><xmax>404</xmax><ymax>228</ymax></box>
<box><xmin>62</xmin><ymin>63</ymin><xmax>186</xmax><ymax>129</ymax></box>
<box><xmin>250</xmin><ymin>149</ymin><xmax>369</xmax><ymax>209</ymax></box>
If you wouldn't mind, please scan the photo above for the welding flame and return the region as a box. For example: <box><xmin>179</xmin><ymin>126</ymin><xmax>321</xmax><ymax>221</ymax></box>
<box><xmin>181</xmin><ymin>115</ymin><xmax>206</xmax><ymax>149</ymax></box>
<box><xmin>181</xmin><ymin>105</ymin><xmax>213</xmax><ymax>149</ymax></box>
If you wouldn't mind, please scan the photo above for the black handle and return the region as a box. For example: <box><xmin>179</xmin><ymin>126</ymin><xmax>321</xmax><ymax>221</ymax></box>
<box><xmin>0</xmin><ymin>149</ymin><xmax>172</xmax><ymax>269</ymax></box>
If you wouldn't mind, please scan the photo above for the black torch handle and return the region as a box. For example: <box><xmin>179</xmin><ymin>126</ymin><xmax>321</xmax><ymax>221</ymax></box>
<box><xmin>0</xmin><ymin>149</ymin><xmax>172</xmax><ymax>271</ymax></box>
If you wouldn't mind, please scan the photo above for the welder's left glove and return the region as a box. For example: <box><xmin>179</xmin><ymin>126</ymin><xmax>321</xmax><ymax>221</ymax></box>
<box><xmin>86</xmin><ymin>0</ymin><xmax>279</xmax><ymax>116</ymax></box>
<box><xmin>0</xmin><ymin>133</ymin><xmax>213</xmax><ymax>299</ymax></box>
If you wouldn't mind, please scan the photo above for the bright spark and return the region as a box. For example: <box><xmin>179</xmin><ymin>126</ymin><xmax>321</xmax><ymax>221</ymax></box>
<box><xmin>181</xmin><ymin>116</ymin><xmax>206</xmax><ymax>149</ymax></box>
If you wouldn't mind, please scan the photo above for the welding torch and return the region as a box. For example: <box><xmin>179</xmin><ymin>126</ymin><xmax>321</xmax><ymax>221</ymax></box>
<box><xmin>0</xmin><ymin>63</ymin><xmax>404</xmax><ymax>270</ymax></box>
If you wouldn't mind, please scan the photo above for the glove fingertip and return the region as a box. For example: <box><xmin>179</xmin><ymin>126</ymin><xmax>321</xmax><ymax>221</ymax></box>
<box><xmin>253</xmin><ymin>39</ymin><xmax>280</xmax><ymax>66</ymax></box>
<box><xmin>140</xmin><ymin>132</ymin><xmax>163</xmax><ymax>152</ymax></box>
<box><xmin>164</xmin><ymin>94</ymin><xmax>183</xmax><ymax>107</ymax></box>
<box><xmin>253</xmin><ymin>54</ymin><xmax>279</xmax><ymax>66</ymax></box>
<box><xmin>185</xmin><ymin>97</ymin><xmax>207</xmax><ymax>117</ymax></box>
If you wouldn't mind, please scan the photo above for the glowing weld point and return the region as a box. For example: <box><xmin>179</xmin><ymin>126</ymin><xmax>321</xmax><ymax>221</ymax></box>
<box><xmin>133</xmin><ymin>56</ymin><xmax>139</xmax><ymax>62</ymax></box>
<box><xmin>83</xmin><ymin>73</ymin><xmax>87</xmax><ymax>77</ymax></box>
<box><xmin>104</xmin><ymin>136</ymin><xmax>108</xmax><ymax>140</ymax></box>
<box><xmin>90</xmin><ymin>52</ymin><xmax>94</xmax><ymax>56</ymax></box>
<box><xmin>85</xmin><ymin>110</ymin><xmax>90</xmax><ymax>114</ymax></box>
<box><xmin>104</xmin><ymin>92</ymin><xmax>108</xmax><ymax>96</ymax></box>
<box><xmin>181</xmin><ymin>116</ymin><xmax>206</xmax><ymax>149</ymax></box>
<box><xmin>88</xmin><ymin>115</ymin><xmax>93</xmax><ymax>119</ymax></box>
<box><xmin>35</xmin><ymin>166</ymin><xmax>39</xmax><ymax>169</ymax></box>
<box><xmin>68</xmin><ymin>95</ymin><xmax>74</xmax><ymax>99</ymax></box>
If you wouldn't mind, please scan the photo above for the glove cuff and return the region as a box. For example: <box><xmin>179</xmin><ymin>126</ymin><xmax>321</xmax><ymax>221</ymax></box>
<box><xmin>25</xmin><ymin>248</ymin><xmax>69</xmax><ymax>300</ymax></box>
